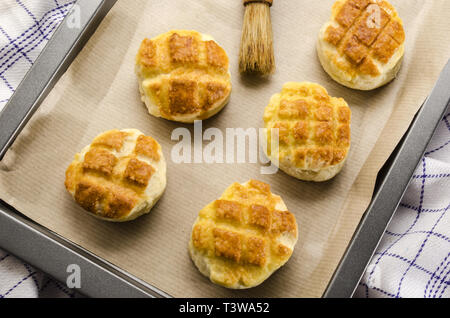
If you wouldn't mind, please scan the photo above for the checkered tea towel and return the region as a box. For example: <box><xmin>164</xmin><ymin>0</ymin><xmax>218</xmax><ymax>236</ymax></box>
<box><xmin>355</xmin><ymin>108</ymin><xmax>450</xmax><ymax>298</ymax></box>
<box><xmin>0</xmin><ymin>0</ymin><xmax>449</xmax><ymax>298</ymax></box>
<box><xmin>0</xmin><ymin>0</ymin><xmax>78</xmax><ymax>298</ymax></box>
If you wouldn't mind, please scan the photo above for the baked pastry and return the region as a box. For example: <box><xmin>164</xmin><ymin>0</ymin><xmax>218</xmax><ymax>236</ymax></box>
<box><xmin>135</xmin><ymin>30</ymin><xmax>232</xmax><ymax>123</ymax></box>
<box><xmin>189</xmin><ymin>180</ymin><xmax>298</xmax><ymax>289</ymax></box>
<box><xmin>263</xmin><ymin>82</ymin><xmax>351</xmax><ymax>182</ymax></box>
<box><xmin>317</xmin><ymin>0</ymin><xmax>405</xmax><ymax>90</ymax></box>
<box><xmin>65</xmin><ymin>129</ymin><xmax>166</xmax><ymax>222</ymax></box>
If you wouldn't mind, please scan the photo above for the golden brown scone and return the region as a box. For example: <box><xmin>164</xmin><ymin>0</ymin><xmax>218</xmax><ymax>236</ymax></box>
<box><xmin>189</xmin><ymin>180</ymin><xmax>298</xmax><ymax>289</ymax></box>
<box><xmin>65</xmin><ymin>129</ymin><xmax>166</xmax><ymax>222</ymax></box>
<box><xmin>263</xmin><ymin>82</ymin><xmax>351</xmax><ymax>182</ymax></box>
<box><xmin>317</xmin><ymin>0</ymin><xmax>405</xmax><ymax>90</ymax></box>
<box><xmin>135</xmin><ymin>30</ymin><xmax>232</xmax><ymax>123</ymax></box>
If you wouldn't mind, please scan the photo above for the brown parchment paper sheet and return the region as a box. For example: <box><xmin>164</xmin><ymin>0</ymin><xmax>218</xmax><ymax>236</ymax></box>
<box><xmin>1</xmin><ymin>0</ymin><xmax>450</xmax><ymax>297</ymax></box>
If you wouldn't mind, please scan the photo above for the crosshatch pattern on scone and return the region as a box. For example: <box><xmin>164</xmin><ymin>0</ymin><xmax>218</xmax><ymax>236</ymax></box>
<box><xmin>136</xmin><ymin>30</ymin><xmax>232</xmax><ymax>123</ymax></box>
<box><xmin>318</xmin><ymin>0</ymin><xmax>405</xmax><ymax>90</ymax></box>
<box><xmin>189</xmin><ymin>180</ymin><xmax>298</xmax><ymax>289</ymax></box>
<box><xmin>65</xmin><ymin>129</ymin><xmax>167</xmax><ymax>222</ymax></box>
<box><xmin>264</xmin><ymin>82</ymin><xmax>351</xmax><ymax>182</ymax></box>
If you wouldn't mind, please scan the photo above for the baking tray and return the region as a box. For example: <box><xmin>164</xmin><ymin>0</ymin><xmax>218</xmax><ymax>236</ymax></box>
<box><xmin>0</xmin><ymin>0</ymin><xmax>449</xmax><ymax>298</ymax></box>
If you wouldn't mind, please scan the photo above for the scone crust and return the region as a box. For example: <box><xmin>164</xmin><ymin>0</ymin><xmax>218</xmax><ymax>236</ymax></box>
<box><xmin>189</xmin><ymin>180</ymin><xmax>298</xmax><ymax>289</ymax></box>
<box><xmin>136</xmin><ymin>30</ymin><xmax>232</xmax><ymax>123</ymax></box>
<box><xmin>263</xmin><ymin>82</ymin><xmax>351</xmax><ymax>182</ymax></box>
<box><xmin>65</xmin><ymin>129</ymin><xmax>167</xmax><ymax>222</ymax></box>
<box><xmin>317</xmin><ymin>0</ymin><xmax>405</xmax><ymax>90</ymax></box>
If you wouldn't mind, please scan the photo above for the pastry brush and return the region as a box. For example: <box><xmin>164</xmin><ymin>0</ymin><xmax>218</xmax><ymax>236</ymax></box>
<box><xmin>239</xmin><ymin>0</ymin><xmax>275</xmax><ymax>76</ymax></box>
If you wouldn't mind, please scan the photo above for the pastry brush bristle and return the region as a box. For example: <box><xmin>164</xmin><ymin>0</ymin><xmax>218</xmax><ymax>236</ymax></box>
<box><xmin>239</xmin><ymin>2</ymin><xmax>275</xmax><ymax>75</ymax></box>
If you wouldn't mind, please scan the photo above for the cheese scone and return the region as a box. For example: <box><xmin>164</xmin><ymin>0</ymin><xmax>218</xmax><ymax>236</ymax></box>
<box><xmin>189</xmin><ymin>180</ymin><xmax>298</xmax><ymax>289</ymax></box>
<box><xmin>65</xmin><ymin>129</ymin><xmax>166</xmax><ymax>222</ymax></box>
<box><xmin>317</xmin><ymin>0</ymin><xmax>405</xmax><ymax>90</ymax></box>
<box><xmin>264</xmin><ymin>82</ymin><xmax>351</xmax><ymax>182</ymax></box>
<box><xmin>135</xmin><ymin>30</ymin><xmax>232</xmax><ymax>123</ymax></box>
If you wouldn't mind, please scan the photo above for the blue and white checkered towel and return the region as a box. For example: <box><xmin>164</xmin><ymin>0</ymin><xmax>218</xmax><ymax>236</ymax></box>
<box><xmin>0</xmin><ymin>0</ymin><xmax>449</xmax><ymax>298</ymax></box>
<box><xmin>0</xmin><ymin>0</ymin><xmax>78</xmax><ymax>298</ymax></box>
<box><xmin>355</xmin><ymin>110</ymin><xmax>450</xmax><ymax>298</ymax></box>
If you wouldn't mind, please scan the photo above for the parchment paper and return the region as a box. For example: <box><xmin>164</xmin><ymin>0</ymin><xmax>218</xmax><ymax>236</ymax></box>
<box><xmin>1</xmin><ymin>0</ymin><xmax>450</xmax><ymax>297</ymax></box>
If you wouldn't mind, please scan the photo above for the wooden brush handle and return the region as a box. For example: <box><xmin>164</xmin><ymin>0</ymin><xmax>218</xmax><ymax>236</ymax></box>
<box><xmin>243</xmin><ymin>0</ymin><xmax>273</xmax><ymax>6</ymax></box>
